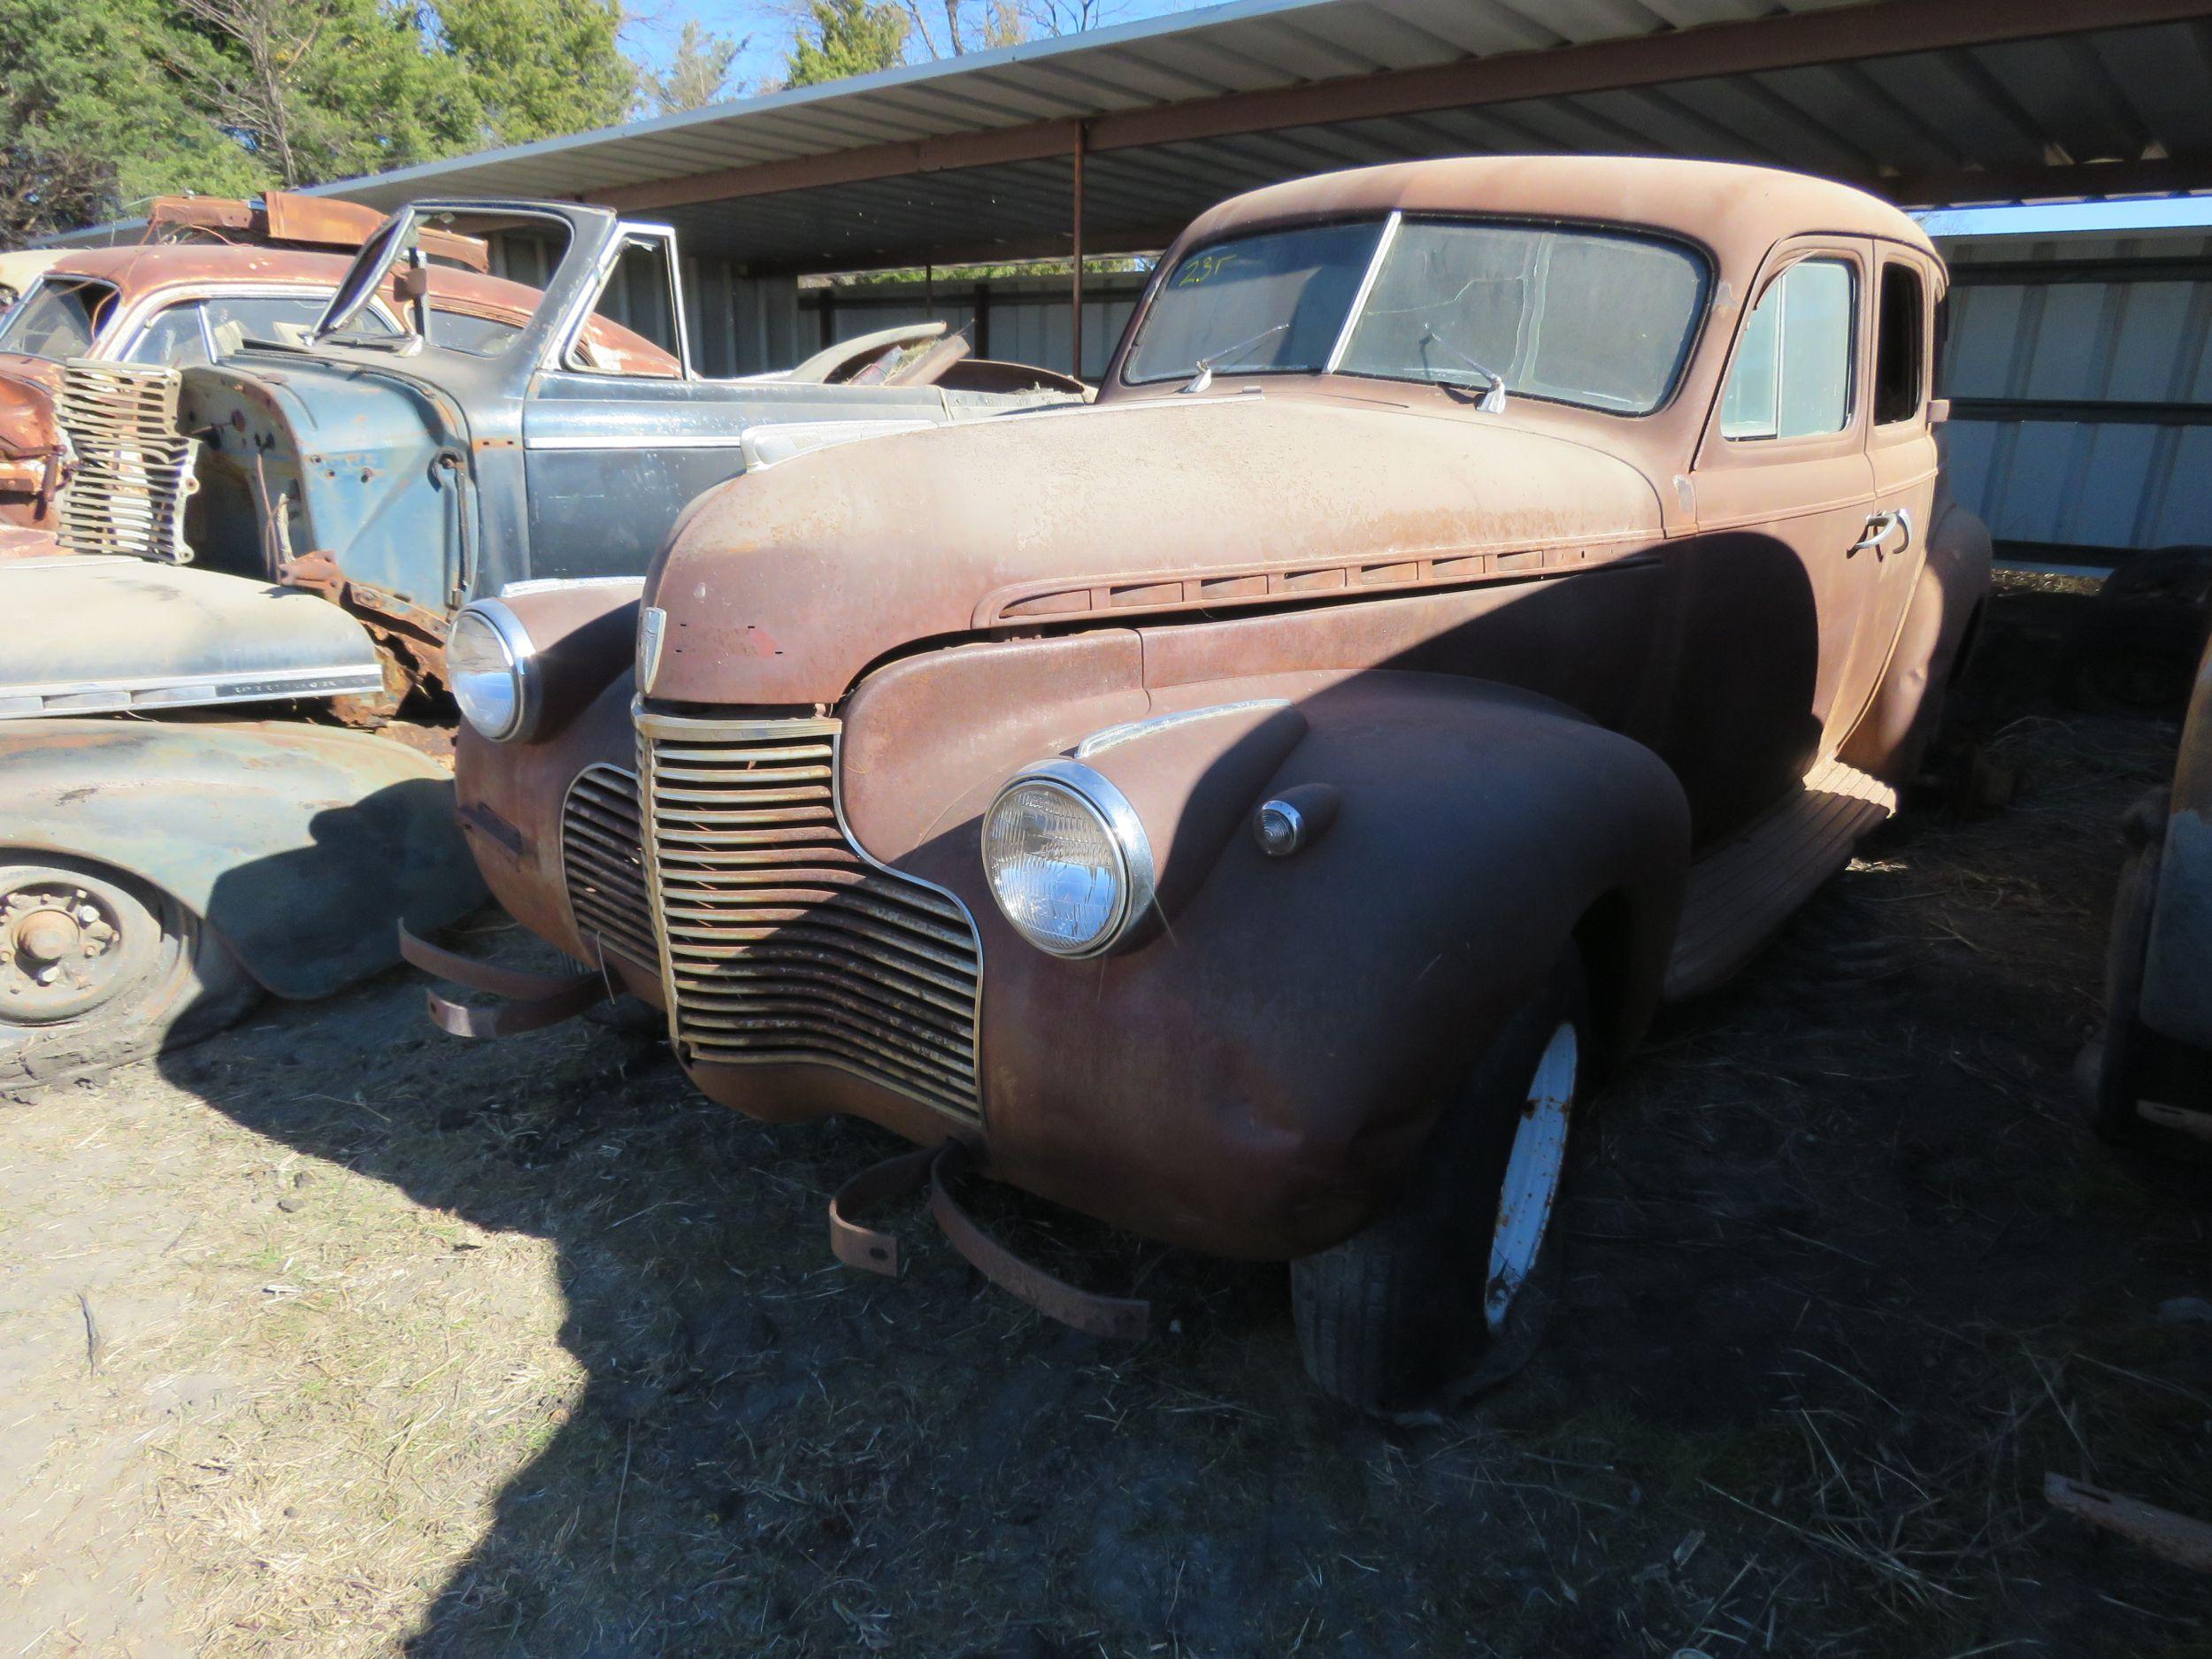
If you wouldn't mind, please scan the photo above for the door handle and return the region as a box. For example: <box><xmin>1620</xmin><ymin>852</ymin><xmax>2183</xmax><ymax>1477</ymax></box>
<box><xmin>1849</xmin><ymin>508</ymin><xmax>1912</xmax><ymax>558</ymax></box>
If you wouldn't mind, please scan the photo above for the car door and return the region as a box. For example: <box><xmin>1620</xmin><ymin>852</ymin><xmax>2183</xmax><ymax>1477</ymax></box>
<box><xmin>1835</xmin><ymin>243</ymin><xmax>1942</xmax><ymax>736</ymax></box>
<box><xmin>1688</xmin><ymin>236</ymin><xmax>1880</xmax><ymax>773</ymax></box>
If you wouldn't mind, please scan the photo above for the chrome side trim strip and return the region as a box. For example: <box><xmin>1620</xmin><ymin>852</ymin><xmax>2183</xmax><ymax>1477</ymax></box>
<box><xmin>1073</xmin><ymin>698</ymin><xmax>1291</xmax><ymax>758</ymax></box>
<box><xmin>0</xmin><ymin>662</ymin><xmax>382</xmax><ymax>720</ymax></box>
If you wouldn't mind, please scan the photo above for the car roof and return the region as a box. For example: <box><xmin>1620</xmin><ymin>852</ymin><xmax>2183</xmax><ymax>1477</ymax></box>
<box><xmin>37</xmin><ymin>242</ymin><xmax>548</xmax><ymax>317</ymax></box>
<box><xmin>1174</xmin><ymin>155</ymin><xmax>1936</xmax><ymax>262</ymax></box>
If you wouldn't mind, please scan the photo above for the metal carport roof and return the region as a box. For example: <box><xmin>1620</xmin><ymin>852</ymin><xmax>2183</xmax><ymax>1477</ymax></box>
<box><xmin>54</xmin><ymin>0</ymin><xmax>2212</xmax><ymax>272</ymax></box>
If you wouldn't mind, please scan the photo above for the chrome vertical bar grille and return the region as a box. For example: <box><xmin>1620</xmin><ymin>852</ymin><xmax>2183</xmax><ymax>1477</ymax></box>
<box><xmin>54</xmin><ymin>359</ymin><xmax>198</xmax><ymax>562</ymax></box>
<box><xmin>637</xmin><ymin>709</ymin><xmax>982</xmax><ymax>1125</ymax></box>
<box><xmin>560</xmin><ymin>764</ymin><xmax>655</xmax><ymax>968</ymax></box>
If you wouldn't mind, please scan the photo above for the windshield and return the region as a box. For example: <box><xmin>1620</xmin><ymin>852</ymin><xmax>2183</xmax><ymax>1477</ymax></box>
<box><xmin>1125</xmin><ymin>216</ymin><xmax>1709</xmax><ymax>415</ymax></box>
<box><xmin>0</xmin><ymin>277</ymin><xmax>121</xmax><ymax>360</ymax></box>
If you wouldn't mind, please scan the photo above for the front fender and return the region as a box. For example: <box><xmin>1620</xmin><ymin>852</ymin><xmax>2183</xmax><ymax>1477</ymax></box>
<box><xmin>0</xmin><ymin>718</ymin><xmax>484</xmax><ymax>998</ymax></box>
<box><xmin>880</xmin><ymin>668</ymin><xmax>1690</xmax><ymax>1259</ymax></box>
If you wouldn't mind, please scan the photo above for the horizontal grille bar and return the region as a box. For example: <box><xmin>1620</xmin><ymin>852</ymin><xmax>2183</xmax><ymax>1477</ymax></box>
<box><xmin>640</xmin><ymin>710</ymin><xmax>981</xmax><ymax>1125</ymax></box>
<box><xmin>561</xmin><ymin>765</ymin><xmax>657</xmax><ymax>969</ymax></box>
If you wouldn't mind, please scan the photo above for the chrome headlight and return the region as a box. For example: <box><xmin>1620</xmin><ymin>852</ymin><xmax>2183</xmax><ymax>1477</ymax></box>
<box><xmin>447</xmin><ymin>599</ymin><xmax>536</xmax><ymax>741</ymax></box>
<box><xmin>981</xmin><ymin>758</ymin><xmax>1156</xmax><ymax>958</ymax></box>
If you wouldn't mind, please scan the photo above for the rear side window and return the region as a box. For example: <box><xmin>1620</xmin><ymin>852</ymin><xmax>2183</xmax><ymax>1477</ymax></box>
<box><xmin>0</xmin><ymin>276</ymin><xmax>119</xmax><ymax>359</ymax></box>
<box><xmin>1873</xmin><ymin>263</ymin><xmax>1925</xmax><ymax>424</ymax></box>
<box><xmin>1721</xmin><ymin>257</ymin><xmax>1856</xmax><ymax>441</ymax></box>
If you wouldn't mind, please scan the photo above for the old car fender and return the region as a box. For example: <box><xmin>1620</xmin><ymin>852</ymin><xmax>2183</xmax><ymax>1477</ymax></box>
<box><xmin>0</xmin><ymin>718</ymin><xmax>484</xmax><ymax>1000</ymax></box>
<box><xmin>883</xmin><ymin>668</ymin><xmax>1691</xmax><ymax>1260</ymax></box>
<box><xmin>2141</xmin><ymin>634</ymin><xmax>2212</xmax><ymax>1048</ymax></box>
<box><xmin>1840</xmin><ymin>484</ymin><xmax>1993</xmax><ymax>780</ymax></box>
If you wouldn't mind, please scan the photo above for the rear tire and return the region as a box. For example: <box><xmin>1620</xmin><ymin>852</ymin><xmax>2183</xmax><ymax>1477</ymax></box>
<box><xmin>1293</xmin><ymin>953</ymin><xmax>1589</xmax><ymax>1411</ymax></box>
<box><xmin>0</xmin><ymin>855</ymin><xmax>257</xmax><ymax>1095</ymax></box>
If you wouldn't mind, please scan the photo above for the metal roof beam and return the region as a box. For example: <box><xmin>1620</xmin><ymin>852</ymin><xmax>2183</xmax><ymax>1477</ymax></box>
<box><xmin>593</xmin><ymin>0</ymin><xmax>2212</xmax><ymax>215</ymax></box>
<box><xmin>1886</xmin><ymin>153</ymin><xmax>2212</xmax><ymax>205</ymax></box>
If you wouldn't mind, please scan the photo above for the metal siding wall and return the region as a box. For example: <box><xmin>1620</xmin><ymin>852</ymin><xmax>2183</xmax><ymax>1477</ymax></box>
<box><xmin>1938</xmin><ymin>233</ymin><xmax>2212</xmax><ymax>562</ymax></box>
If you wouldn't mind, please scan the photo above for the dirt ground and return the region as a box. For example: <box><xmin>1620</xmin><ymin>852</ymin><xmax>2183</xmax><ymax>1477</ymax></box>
<box><xmin>4</xmin><ymin>579</ymin><xmax>2208</xmax><ymax>1659</ymax></box>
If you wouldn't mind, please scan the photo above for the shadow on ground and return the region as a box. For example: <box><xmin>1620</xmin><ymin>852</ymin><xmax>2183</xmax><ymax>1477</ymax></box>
<box><xmin>137</xmin><ymin>580</ymin><xmax>2210</xmax><ymax>1658</ymax></box>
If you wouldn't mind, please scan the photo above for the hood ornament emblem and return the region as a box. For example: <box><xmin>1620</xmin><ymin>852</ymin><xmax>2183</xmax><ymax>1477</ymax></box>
<box><xmin>637</xmin><ymin>605</ymin><xmax>667</xmax><ymax>693</ymax></box>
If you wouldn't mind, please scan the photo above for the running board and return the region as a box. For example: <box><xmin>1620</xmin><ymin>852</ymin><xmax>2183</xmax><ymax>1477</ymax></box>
<box><xmin>1663</xmin><ymin>757</ymin><xmax>1897</xmax><ymax>1002</ymax></box>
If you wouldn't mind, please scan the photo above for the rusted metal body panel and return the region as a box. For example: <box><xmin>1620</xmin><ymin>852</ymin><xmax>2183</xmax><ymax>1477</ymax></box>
<box><xmin>442</xmin><ymin>157</ymin><xmax>1990</xmax><ymax>1278</ymax></box>
<box><xmin>1</xmin><ymin>718</ymin><xmax>482</xmax><ymax>999</ymax></box>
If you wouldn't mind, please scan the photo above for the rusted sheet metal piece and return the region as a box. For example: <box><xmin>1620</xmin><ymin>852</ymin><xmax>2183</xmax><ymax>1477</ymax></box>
<box><xmin>0</xmin><ymin>718</ymin><xmax>482</xmax><ymax>998</ymax></box>
<box><xmin>396</xmin><ymin>921</ymin><xmax>612</xmax><ymax>1037</ymax></box>
<box><xmin>2046</xmin><ymin>1473</ymin><xmax>2212</xmax><ymax>1573</ymax></box>
<box><xmin>147</xmin><ymin>193</ymin><xmax>491</xmax><ymax>271</ymax></box>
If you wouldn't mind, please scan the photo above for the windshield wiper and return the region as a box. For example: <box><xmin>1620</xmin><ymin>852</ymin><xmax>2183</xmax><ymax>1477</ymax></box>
<box><xmin>1416</xmin><ymin>321</ymin><xmax>1509</xmax><ymax>412</ymax></box>
<box><xmin>1180</xmin><ymin>322</ymin><xmax>1288</xmax><ymax>393</ymax></box>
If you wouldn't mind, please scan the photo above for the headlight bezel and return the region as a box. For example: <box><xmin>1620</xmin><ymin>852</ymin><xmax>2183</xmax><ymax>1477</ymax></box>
<box><xmin>981</xmin><ymin>757</ymin><xmax>1156</xmax><ymax>959</ymax></box>
<box><xmin>447</xmin><ymin>597</ymin><xmax>538</xmax><ymax>742</ymax></box>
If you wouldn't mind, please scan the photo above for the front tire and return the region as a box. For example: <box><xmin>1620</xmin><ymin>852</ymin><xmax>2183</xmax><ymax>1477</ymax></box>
<box><xmin>1293</xmin><ymin>954</ymin><xmax>1589</xmax><ymax>1411</ymax></box>
<box><xmin>0</xmin><ymin>855</ymin><xmax>257</xmax><ymax>1094</ymax></box>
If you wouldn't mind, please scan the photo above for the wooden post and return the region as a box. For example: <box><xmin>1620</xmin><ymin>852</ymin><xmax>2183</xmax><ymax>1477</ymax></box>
<box><xmin>1071</xmin><ymin>123</ymin><xmax>1086</xmax><ymax>379</ymax></box>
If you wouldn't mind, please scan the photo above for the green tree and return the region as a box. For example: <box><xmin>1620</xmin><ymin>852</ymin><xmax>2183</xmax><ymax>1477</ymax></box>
<box><xmin>0</xmin><ymin>0</ymin><xmax>638</xmax><ymax>242</ymax></box>
<box><xmin>1</xmin><ymin>0</ymin><xmax>265</xmax><ymax>240</ymax></box>
<box><xmin>434</xmin><ymin>0</ymin><xmax>633</xmax><ymax>147</ymax></box>
<box><xmin>783</xmin><ymin>0</ymin><xmax>908</xmax><ymax>88</ymax></box>
<box><xmin>642</xmin><ymin>19</ymin><xmax>742</xmax><ymax>115</ymax></box>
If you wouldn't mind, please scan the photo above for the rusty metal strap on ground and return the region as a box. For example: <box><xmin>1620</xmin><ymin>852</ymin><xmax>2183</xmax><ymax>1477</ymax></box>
<box><xmin>396</xmin><ymin>921</ymin><xmax>612</xmax><ymax>1039</ymax></box>
<box><xmin>929</xmin><ymin>1144</ymin><xmax>1150</xmax><ymax>1342</ymax></box>
<box><xmin>825</xmin><ymin>1142</ymin><xmax>1151</xmax><ymax>1340</ymax></box>
<box><xmin>827</xmin><ymin>1143</ymin><xmax>943</xmax><ymax>1277</ymax></box>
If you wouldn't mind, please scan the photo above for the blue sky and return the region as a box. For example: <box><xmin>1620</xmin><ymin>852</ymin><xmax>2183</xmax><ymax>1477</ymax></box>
<box><xmin>619</xmin><ymin>1</ymin><xmax>1206</xmax><ymax>93</ymax></box>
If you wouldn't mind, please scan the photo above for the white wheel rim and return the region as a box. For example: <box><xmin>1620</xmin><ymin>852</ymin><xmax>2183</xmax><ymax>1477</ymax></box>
<box><xmin>1485</xmin><ymin>1020</ymin><xmax>1577</xmax><ymax>1335</ymax></box>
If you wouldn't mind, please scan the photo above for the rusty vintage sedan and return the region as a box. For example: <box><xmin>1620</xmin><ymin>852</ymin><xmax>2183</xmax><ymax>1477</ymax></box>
<box><xmin>415</xmin><ymin>157</ymin><xmax>1991</xmax><ymax>1408</ymax></box>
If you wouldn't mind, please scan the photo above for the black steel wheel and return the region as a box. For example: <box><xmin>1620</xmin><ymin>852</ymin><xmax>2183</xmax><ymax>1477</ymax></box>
<box><xmin>1292</xmin><ymin>952</ymin><xmax>1589</xmax><ymax>1413</ymax></box>
<box><xmin>0</xmin><ymin>855</ymin><xmax>257</xmax><ymax>1094</ymax></box>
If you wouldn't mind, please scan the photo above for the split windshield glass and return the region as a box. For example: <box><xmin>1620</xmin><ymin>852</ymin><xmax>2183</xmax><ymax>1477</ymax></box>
<box><xmin>1124</xmin><ymin>216</ymin><xmax>1709</xmax><ymax>415</ymax></box>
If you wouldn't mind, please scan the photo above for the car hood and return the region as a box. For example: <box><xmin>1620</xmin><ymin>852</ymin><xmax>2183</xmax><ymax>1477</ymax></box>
<box><xmin>647</xmin><ymin>392</ymin><xmax>1666</xmax><ymax>707</ymax></box>
<box><xmin>0</xmin><ymin>557</ymin><xmax>384</xmax><ymax>718</ymax></box>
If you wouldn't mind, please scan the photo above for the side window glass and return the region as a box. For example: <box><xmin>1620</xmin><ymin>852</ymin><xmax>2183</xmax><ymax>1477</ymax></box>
<box><xmin>1721</xmin><ymin>257</ymin><xmax>1855</xmax><ymax>441</ymax></box>
<box><xmin>122</xmin><ymin>303</ymin><xmax>209</xmax><ymax>367</ymax></box>
<box><xmin>569</xmin><ymin>235</ymin><xmax>684</xmax><ymax>377</ymax></box>
<box><xmin>1873</xmin><ymin>263</ymin><xmax>1925</xmax><ymax>425</ymax></box>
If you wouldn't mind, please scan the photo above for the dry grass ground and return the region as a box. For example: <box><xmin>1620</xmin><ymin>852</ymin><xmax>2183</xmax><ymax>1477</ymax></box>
<box><xmin>3</xmin><ymin>577</ymin><xmax>2208</xmax><ymax>1657</ymax></box>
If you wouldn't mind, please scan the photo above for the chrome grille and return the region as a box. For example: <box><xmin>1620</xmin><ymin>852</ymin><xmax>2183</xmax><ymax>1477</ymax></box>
<box><xmin>54</xmin><ymin>359</ymin><xmax>197</xmax><ymax>562</ymax></box>
<box><xmin>561</xmin><ymin>764</ymin><xmax>655</xmax><ymax>968</ymax></box>
<box><xmin>638</xmin><ymin>710</ymin><xmax>982</xmax><ymax>1125</ymax></box>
